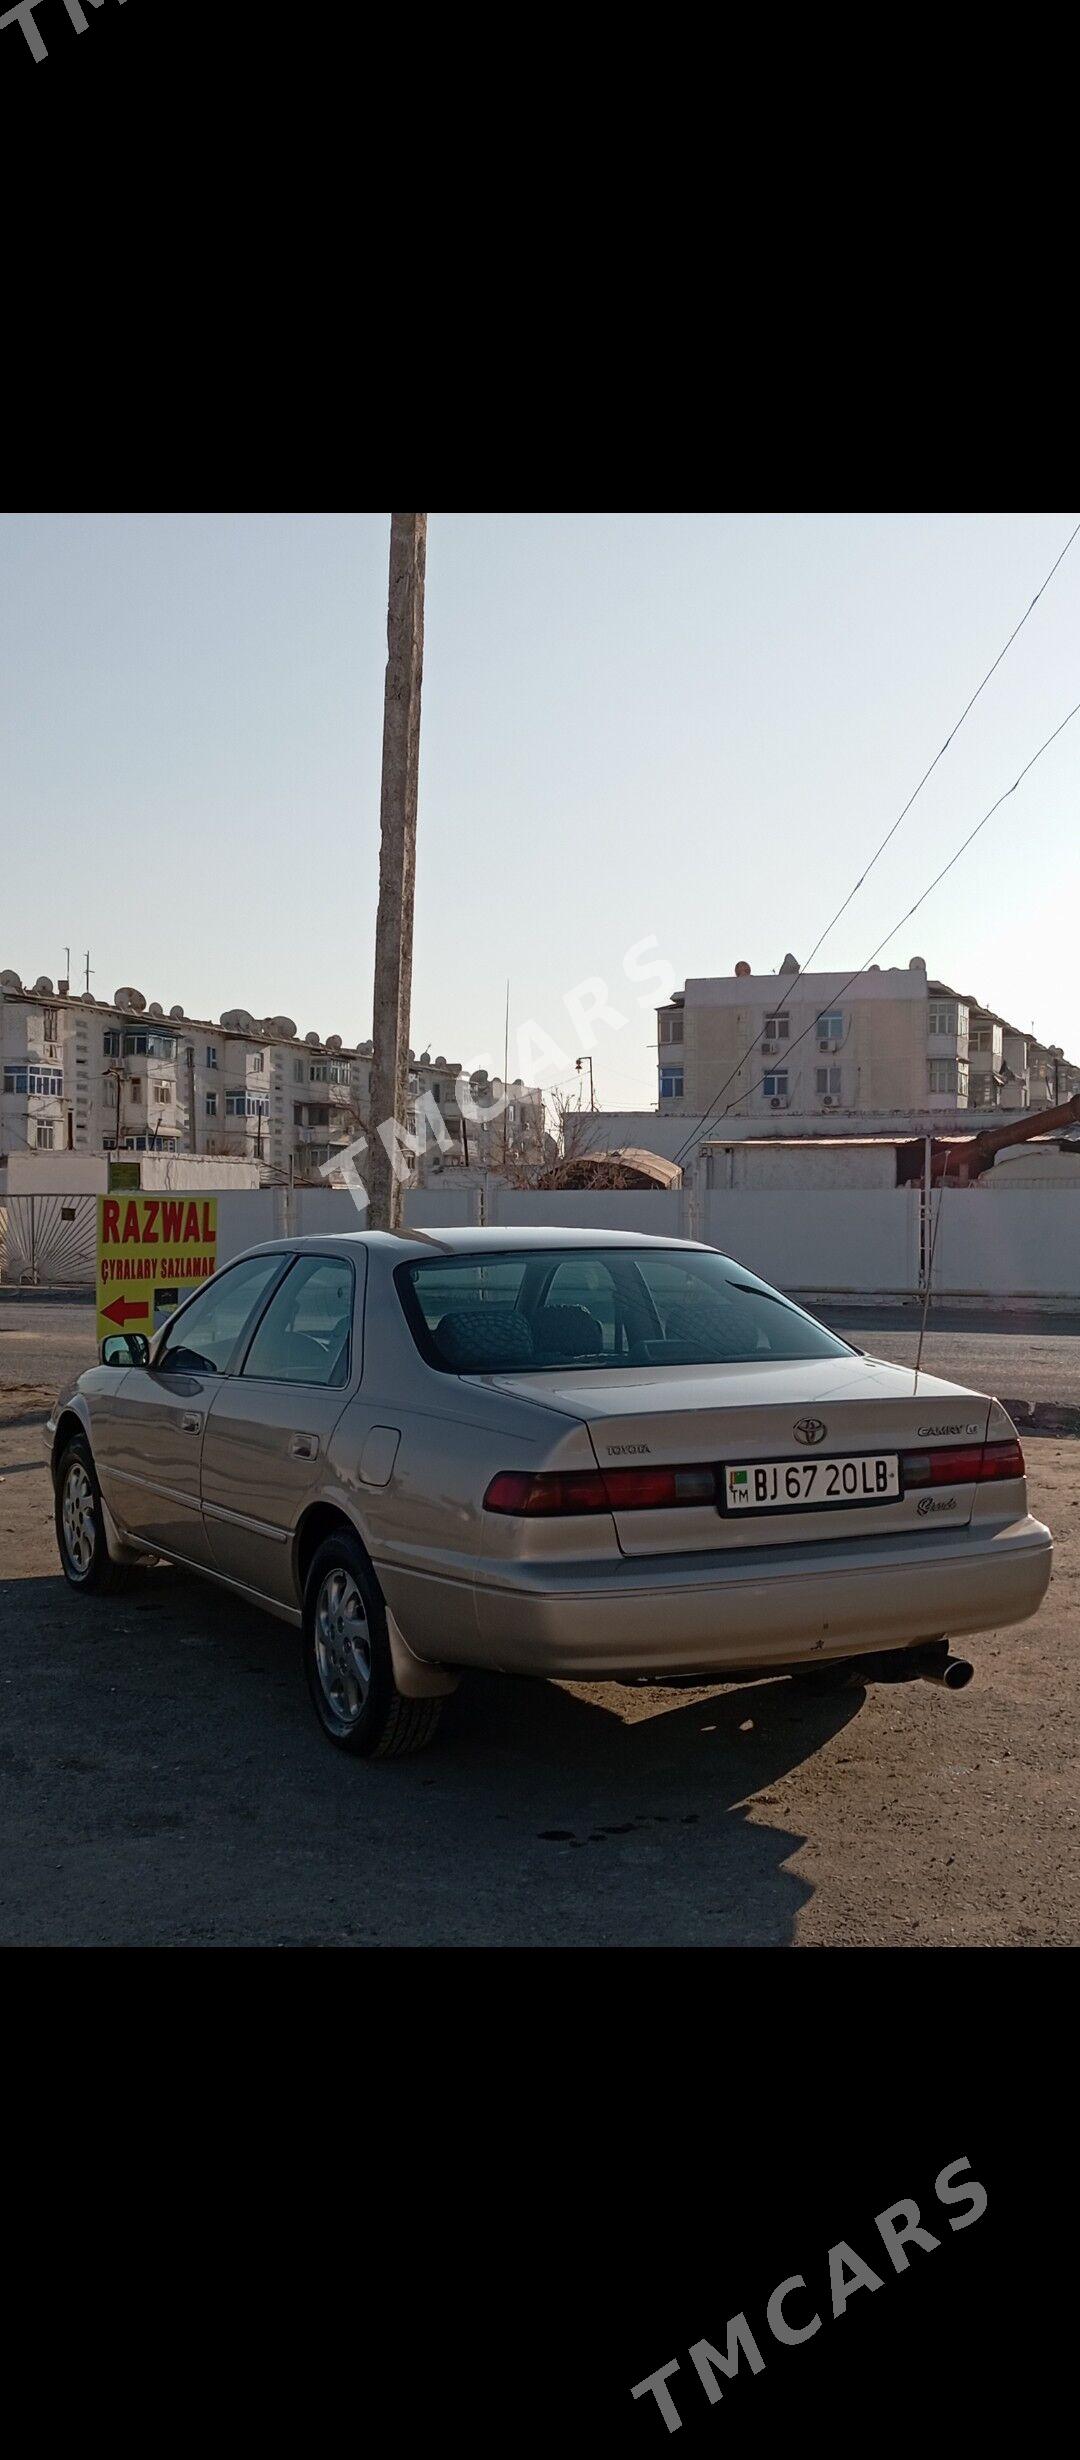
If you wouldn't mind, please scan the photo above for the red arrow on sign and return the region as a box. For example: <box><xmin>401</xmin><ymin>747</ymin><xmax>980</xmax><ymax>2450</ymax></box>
<box><xmin>102</xmin><ymin>1296</ymin><xmax>150</xmax><ymax>1328</ymax></box>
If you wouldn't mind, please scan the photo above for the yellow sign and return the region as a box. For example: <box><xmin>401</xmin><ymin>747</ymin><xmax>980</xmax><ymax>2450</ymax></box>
<box><xmin>96</xmin><ymin>1194</ymin><xmax>218</xmax><ymax>1345</ymax></box>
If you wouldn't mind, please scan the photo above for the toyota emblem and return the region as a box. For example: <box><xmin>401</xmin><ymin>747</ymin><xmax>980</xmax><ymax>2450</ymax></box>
<box><xmin>793</xmin><ymin>1417</ymin><xmax>827</xmax><ymax>1446</ymax></box>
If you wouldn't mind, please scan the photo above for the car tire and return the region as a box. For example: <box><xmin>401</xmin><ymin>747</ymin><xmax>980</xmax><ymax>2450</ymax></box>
<box><xmin>302</xmin><ymin>1530</ymin><xmax>443</xmax><ymax>1758</ymax></box>
<box><xmin>54</xmin><ymin>1434</ymin><xmax>127</xmax><ymax>1594</ymax></box>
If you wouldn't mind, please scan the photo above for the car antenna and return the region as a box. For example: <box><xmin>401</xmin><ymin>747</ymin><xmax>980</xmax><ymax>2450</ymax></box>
<box><xmin>914</xmin><ymin>1146</ymin><xmax>952</xmax><ymax>1392</ymax></box>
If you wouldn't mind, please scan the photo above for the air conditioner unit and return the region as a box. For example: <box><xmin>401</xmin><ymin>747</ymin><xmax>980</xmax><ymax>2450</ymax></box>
<box><xmin>822</xmin><ymin>1094</ymin><xmax>834</xmax><ymax>1107</ymax></box>
<box><xmin>761</xmin><ymin>1041</ymin><xmax>778</xmax><ymax>1055</ymax></box>
<box><xmin>770</xmin><ymin>1096</ymin><xmax>786</xmax><ymax>1110</ymax></box>
<box><xmin>819</xmin><ymin>1038</ymin><xmax>831</xmax><ymax>1051</ymax></box>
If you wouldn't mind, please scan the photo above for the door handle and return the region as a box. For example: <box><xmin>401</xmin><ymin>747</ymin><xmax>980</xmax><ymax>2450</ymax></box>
<box><xmin>181</xmin><ymin>1412</ymin><xmax>203</xmax><ymax>1434</ymax></box>
<box><xmin>289</xmin><ymin>1434</ymin><xmax>319</xmax><ymax>1459</ymax></box>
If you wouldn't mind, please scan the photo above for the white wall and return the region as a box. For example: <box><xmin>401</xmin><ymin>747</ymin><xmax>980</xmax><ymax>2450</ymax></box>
<box><xmin>704</xmin><ymin>1190</ymin><xmax>919</xmax><ymax>1294</ymax></box>
<box><xmin>933</xmin><ymin>1189</ymin><xmax>1080</xmax><ymax>1296</ymax></box>
<box><xmin>0</xmin><ymin>1151</ymin><xmax>108</xmax><ymax>1194</ymax></box>
<box><xmin>19</xmin><ymin>1174</ymin><xmax>1080</xmax><ymax>1302</ymax></box>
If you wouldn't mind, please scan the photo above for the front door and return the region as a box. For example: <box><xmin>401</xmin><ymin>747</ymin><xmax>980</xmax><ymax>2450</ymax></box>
<box><xmin>105</xmin><ymin>1250</ymin><xmax>289</xmax><ymax>1565</ymax></box>
<box><xmin>200</xmin><ymin>1251</ymin><xmax>360</xmax><ymax>1606</ymax></box>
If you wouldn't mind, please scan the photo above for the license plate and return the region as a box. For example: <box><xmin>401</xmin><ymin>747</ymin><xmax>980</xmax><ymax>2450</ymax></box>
<box><xmin>722</xmin><ymin>1453</ymin><xmax>900</xmax><ymax>1514</ymax></box>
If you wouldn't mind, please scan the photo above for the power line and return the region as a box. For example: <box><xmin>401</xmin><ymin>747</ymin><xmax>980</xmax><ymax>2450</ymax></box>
<box><xmin>670</xmin><ymin>516</ymin><xmax>1080</xmax><ymax>1163</ymax></box>
<box><xmin>798</xmin><ymin>515</ymin><xmax>1080</xmax><ymax>974</ymax></box>
<box><xmin>671</xmin><ymin>691</ymin><xmax>1080</xmax><ymax>1169</ymax></box>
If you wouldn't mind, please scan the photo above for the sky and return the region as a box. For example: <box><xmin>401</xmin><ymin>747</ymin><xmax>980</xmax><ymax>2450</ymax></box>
<box><xmin>1</xmin><ymin>510</ymin><xmax>1077</xmax><ymax>1113</ymax></box>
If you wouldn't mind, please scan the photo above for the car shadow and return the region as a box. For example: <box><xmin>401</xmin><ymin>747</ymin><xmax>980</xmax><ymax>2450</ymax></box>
<box><xmin>2</xmin><ymin>1565</ymin><xmax>866</xmax><ymax>1947</ymax></box>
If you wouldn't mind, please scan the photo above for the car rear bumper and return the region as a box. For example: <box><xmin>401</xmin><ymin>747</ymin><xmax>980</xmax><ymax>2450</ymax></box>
<box><xmin>461</xmin><ymin>1512</ymin><xmax>1053</xmax><ymax>1678</ymax></box>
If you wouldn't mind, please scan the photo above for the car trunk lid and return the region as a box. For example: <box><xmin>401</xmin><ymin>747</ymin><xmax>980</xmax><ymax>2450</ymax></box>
<box><xmin>488</xmin><ymin>1354</ymin><xmax>994</xmax><ymax>1554</ymax></box>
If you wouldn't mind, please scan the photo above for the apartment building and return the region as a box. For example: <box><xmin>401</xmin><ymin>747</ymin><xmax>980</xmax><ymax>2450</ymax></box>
<box><xmin>655</xmin><ymin>955</ymin><xmax>1079</xmax><ymax>1122</ymax></box>
<box><xmin>0</xmin><ymin>969</ymin><xmax>544</xmax><ymax>1183</ymax></box>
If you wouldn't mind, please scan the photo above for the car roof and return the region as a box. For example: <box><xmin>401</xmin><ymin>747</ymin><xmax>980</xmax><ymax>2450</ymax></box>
<box><xmin>233</xmin><ymin>1225</ymin><xmax>708</xmax><ymax>1261</ymax></box>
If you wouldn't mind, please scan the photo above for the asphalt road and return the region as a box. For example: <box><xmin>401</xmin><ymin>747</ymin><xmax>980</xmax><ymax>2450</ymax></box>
<box><xmin>1</xmin><ymin>1298</ymin><xmax>1077</xmax><ymax>1945</ymax></box>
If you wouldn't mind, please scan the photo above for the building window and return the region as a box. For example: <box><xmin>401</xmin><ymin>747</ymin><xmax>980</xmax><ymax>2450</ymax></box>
<box><xmin>101</xmin><ymin>1027</ymin><xmax>176</xmax><ymax>1060</ymax></box>
<box><xmin>659</xmin><ymin>1067</ymin><xmax>684</xmax><ymax>1099</ymax></box>
<box><xmin>250</xmin><ymin>1051</ymin><xmax>264</xmax><ymax>1072</ymax></box>
<box><xmin>205</xmin><ymin>1045</ymin><xmax>218</xmax><ymax>1069</ymax></box>
<box><xmin>658</xmin><ymin>1011</ymin><xmax>683</xmax><ymax>1045</ymax></box>
<box><xmin>763</xmin><ymin>1072</ymin><xmax>789</xmax><ymax>1100</ymax></box>
<box><xmin>815</xmin><ymin>1067</ymin><xmax>842</xmax><ymax>1097</ymax></box>
<box><xmin>929</xmin><ymin>1059</ymin><xmax>970</xmax><ymax>1096</ymax></box>
<box><xmin>928</xmin><ymin>1001</ymin><xmax>969</xmax><ymax>1039</ymax></box>
<box><xmin>129</xmin><ymin>1077</ymin><xmax>142</xmax><ymax>1101</ymax></box>
<box><xmin>4</xmin><ymin>1066</ymin><xmax>64</xmax><ymax>1097</ymax></box>
<box><xmin>154</xmin><ymin>1082</ymin><xmax>172</xmax><ymax>1103</ymax></box>
<box><xmin>43</xmin><ymin>1007</ymin><xmax>58</xmax><ymax>1040</ymax></box>
<box><xmin>227</xmin><ymin>1092</ymin><xmax>268</xmax><ymax>1118</ymax></box>
<box><xmin>763</xmin><ymin>1014</ymin><xmax>790</xmax><ymax>1041</ymax></box>
<box><xmin>205</xmin><ymin>1092</ymin><xmax>218</xmax><ymax>1118</ymax></box>
<box><xmin>816</xmin><ymin>1012</ymin><xmax>843</xmax><ymax>1042</ymax></box>
<box><xmin>35</xmin><ymin>1121</ymin><xmax>55</xmax><ymax>1149</ymax></box>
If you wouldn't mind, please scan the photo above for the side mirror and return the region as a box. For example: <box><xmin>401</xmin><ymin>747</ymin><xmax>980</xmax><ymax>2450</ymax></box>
<box><xmin>100</xmin><ymin>1332</ymin><xmax>150</xmax><ymax>1367</ymax></box>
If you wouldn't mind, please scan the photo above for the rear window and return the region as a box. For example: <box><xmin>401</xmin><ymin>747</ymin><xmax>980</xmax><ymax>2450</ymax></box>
<box><xmin>395</xmin><ymin>1249</ymin><xmax>853</xmax><ymax>1375</ymax></box>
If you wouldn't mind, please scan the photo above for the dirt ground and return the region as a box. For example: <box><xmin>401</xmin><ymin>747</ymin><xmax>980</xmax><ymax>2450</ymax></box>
<box><xmin>1</xmin><ymin>1337</ymin><xmax>1077</xmax><ymax>1945</ymax></box>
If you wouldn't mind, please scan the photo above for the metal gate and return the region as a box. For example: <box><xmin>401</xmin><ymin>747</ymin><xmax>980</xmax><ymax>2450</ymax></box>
<box><xmin>0</xmin><ymin>1193</ymin><xmax>97</xmax><ymax>1286</ymax></box>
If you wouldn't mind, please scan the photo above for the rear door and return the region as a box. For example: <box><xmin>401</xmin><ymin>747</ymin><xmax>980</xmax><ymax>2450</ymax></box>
<box><xmin>200</xmin><ymin>1250</ymin><xmax>361</xmax><ymax>1606</ymax></box>
<box><xmin>102</xmin><ymin>1250</ymin><xmax>290</xmax><ymax>1563</ymax></box>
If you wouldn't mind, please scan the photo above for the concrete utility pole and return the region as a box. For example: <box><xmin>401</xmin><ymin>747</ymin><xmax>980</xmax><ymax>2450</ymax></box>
<box><xmin>367</xmin><ymin>514</ymin><xmax>427</xmax><ymax>1230</ymax></box>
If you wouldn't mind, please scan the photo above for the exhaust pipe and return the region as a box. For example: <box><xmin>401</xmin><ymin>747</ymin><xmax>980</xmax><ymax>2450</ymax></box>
<box><xmin>918</xmin><ymin>1653</ymin><xmax>974</xmax><ymax>1691</ymax></box>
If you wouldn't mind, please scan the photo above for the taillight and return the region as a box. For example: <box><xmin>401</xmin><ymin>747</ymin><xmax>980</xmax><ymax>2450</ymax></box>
<box><xmin>482</xmin><ymin>1464</ymin><xmax>718</xmax><ymax>1515</ymax></box>
<box><xmin>900</xmin><ymin>1438</ymin><xmax>1025</xmax><ymax>1489</ymax></box>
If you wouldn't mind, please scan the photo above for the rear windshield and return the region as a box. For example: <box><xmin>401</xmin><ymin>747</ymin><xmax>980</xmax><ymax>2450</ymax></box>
<box><xmin>395</xmin><ymin>1248</ymin><xmax>853</xmax><ymax>1375</ymax></box>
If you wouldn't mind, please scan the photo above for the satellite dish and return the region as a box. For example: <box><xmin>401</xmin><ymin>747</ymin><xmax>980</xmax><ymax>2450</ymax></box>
<box><xmin>220</xmin><ymin>1009</ymin><xmax>255</xmax><ymax>1031</ymax></box>
<box><xmin>115</xmin><ymin>986</ymin><xmax>147</xmax><ymax>1012</ymax></box>
<box><xmin>34</xmin><ymin>975</ymin><xmax>55</xmax><ymax>995</ymax></box>
<box><xmin>148</xmin><ymin>1001</ymin><xmax>164</xmax><ymax>1016</ymax></box>
<box><xmin>305</xmin><ymin>1030</ymin><xmax>321</xmax><ymax>1047</ymax></box>
<box><xmin>419</xmin><ymin>1048</ymin><xmax>431</xmax><ymax>1065</ymax></box>
<box><xmin>272</xmin><ymin>1015</ymin><xmax>297</xmax><ymax>1039</ymax></box>
<box><xmin>359</xmin><ymin>1039</ymin><xmax>374</xmax><ymax>1056</ymax></box>
<box><xmin>169</xmin><ymin>1005</ymin><xmax>185</xmax><ymax>1019</ymax></box>
<box><xmin>326</xmin><ymin>1033</ymin><xmax>343</xmax><ymax>1052</ymax></box>
<box><xmin>434</xmin><ymin>1054</ymin><xmax>446</xmax><ymax>1068</ymax></box>
<box><xmin>0</xmin><ymin>969</ymin><xmax>23</xmax><ymax>991</ymax></box>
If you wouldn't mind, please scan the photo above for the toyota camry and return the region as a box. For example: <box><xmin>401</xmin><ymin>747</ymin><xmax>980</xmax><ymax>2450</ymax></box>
<box><xmin>46</xmin><ymin>1227</ymin><xmax>1053</xmax><ymax>1757</ymax></box>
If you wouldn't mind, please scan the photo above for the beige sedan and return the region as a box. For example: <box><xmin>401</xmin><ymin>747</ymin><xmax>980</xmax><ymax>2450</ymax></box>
<box><xmin>47</xmin><ymin>1227</ymin><xmax>1053</xmax><ymax>1757</ymax></box>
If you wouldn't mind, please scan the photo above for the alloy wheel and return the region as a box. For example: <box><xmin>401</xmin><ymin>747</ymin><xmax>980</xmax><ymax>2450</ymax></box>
<box><xmin>61</xmin><ymin>1460</ymin><xmax>95</xmax><ymax>1577</ymax></box>
<box><xmin>313</xmin><ymin>1565</ymin><xmax>373</xmax><ymax>1728</ymax></box>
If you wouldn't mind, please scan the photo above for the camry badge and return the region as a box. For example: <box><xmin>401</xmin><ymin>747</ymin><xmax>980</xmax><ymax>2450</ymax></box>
<box><xmin>793</xmin><ymin>1417</ymin><xmax>827</xmax><ymax>1446</ymax></box>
